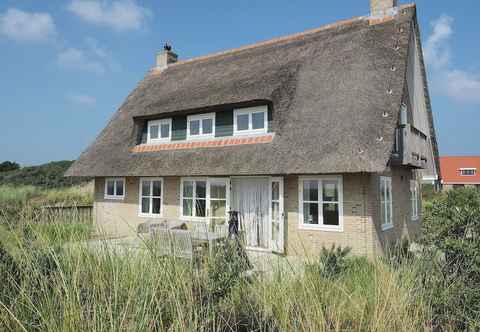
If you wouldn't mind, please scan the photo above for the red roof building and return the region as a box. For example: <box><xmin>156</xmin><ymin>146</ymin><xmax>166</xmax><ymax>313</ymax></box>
<box><xmin>440</xmin><ymin>156</ymin><xmax>480</xmax><ymax>187</ymax></box>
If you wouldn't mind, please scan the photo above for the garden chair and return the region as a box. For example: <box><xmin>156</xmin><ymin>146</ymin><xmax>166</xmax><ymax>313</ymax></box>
<box><xmin>151</xmin><ymin>228</ymin><xmax>172</xmax><ymax>256</ymax></box>
<box><xmin>170</xmin><ymin>229</ymin><xmax>195</xmax><ymax>260</ymax></box>
<box><xmin>214</xmin><ymin>223</ymin><xmax>229</xmax><ymax>238</ymax></box>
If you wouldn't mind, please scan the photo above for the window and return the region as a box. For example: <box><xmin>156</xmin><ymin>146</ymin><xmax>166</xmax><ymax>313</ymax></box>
<box><xmin>187</xmin><ymin>113</ymin><xmax>215</xmax><ymax>139</ymax></box>
<box><xmin>139</xmin><ymin>178</ymin><xmax>163</xmax><ymax>217</ymax></box>
<box><xmin>180</xmin><ymin>178</ymin><xmax>229</xmax><ymax>223</ymax></box>
<box><xmin>460</xmin><ymin>168</ymin><xmax>476</xmax><ymax>176</ymax></box>
<box><xmin>298</xmin><ymin>176</ymin><xmax>343</xmax><ymax>231</ymax></box>
<box><xmin>147</xmin><ymin>119</ymin><xmax>171</xmax><ymax>143</ymax></box>
<box><xmin>104</xmin><ymin>178</ymin><xmax>125</xmax><ymax>200</ymax></box>
<box><xmin>182</xmin><ymin>179</ymin><xmax>207</xmax><ymax>218</ymax></box>
<box><xmin>410</xmin><ymin>180</ymin><xmax>419</xmax><ymax>221</ymax></box>
<box><xmin>380</xmin><ymin>177</ymin><xmax>393</xmax><ymax>230</ymax></box>
<box><xmin>233</xmin><ymin>106</ymin><xmax>268</xmax><ymax>135</ymax></box>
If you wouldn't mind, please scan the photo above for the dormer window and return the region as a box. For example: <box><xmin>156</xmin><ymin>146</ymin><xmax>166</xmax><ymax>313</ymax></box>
<box><xmin>148</xmin><ymin>119</ymin><xmax>171</xmax><ymax>143</ymax></box>
<box><xmin>460</xmin><ymin>168</ymin><xmax>476</xmax><ymax>176</ymax></box>
<box><xmin>187</xmin><ymin>113</ymin><xmax>215</xmax><ymax>139</ymax></box>
<box><xmin>234</xmin><ymin>106</ymin><xmax>268</xmax><ymax>135</ymax></box>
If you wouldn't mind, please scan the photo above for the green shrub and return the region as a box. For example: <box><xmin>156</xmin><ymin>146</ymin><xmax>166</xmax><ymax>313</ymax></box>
<box><xmin>306</xmin><ymin>245</ymin><xmax>351</xmax><ymax>279</ymax></box>
<box><xmin>420</xmin><ymin>187</ymin><xmax>480</xmax><ymax>330</ymax></box>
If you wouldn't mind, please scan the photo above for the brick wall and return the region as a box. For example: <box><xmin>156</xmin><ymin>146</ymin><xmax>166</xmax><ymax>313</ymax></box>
<box><xmin>93</xmin><ymin>171</ymin><xmax>421</xmax><ymax>257</ymax></box>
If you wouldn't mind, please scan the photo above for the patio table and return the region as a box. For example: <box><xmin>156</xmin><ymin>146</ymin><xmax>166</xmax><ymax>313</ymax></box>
<box><xmin>192</xmin><ymin>232</ymin><xmax>228</xmax><ymax>255</ymax></box>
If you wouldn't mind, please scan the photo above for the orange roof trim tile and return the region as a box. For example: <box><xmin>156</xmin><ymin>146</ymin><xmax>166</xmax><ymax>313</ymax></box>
<box><xmin>131</xmin><ymin>134</ymin><xmax>274</xmax><ymax>153</ymax></box>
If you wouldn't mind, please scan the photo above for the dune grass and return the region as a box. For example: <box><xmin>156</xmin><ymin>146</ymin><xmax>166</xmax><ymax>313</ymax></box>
<box><xmin>0</xmin><ymin>218</ymin><xmax>432</xmax><ymax>332</ymax></box>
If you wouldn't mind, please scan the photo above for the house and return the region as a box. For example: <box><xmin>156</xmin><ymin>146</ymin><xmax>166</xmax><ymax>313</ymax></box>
<box><xmin>66</xmin><ymin>0</ymin><xmax>440</xmax><ymax>258</ymax></box>
<box><xmin>440</xmin><ymin>156</ymin><xmax>480</xmax><ymax>190</ymax></box>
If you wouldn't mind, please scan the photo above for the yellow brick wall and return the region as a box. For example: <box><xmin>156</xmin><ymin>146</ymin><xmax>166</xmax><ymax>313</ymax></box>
<box><xmin>368</xmin><ymin>167</ymin><xmax>422</xmax><ymax>256</ymax></box>
<box><xmin>284</xmin><ymin>174</ymin><xmax>374</xmax><ymax>258</ymax></box>
<box><xmin>93</xmin><ymin>177</ymin><xmax>180</xmax><ymax>237</ymax></box>
<box><xmin>93</xmin><ymin>171</ymin><xmax>421</xmax><ymax>257</ymax></box>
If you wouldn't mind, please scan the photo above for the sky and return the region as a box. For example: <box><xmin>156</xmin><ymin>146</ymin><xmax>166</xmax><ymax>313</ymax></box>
<box><xmin>0</xmin><ymin>0</ymin><xmax>478</xmax><ymax>166</ymax></box>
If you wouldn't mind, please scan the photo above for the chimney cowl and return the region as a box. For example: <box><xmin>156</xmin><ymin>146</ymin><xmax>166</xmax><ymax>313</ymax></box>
<box><xmin>370</xmin><ymin>0</ymin><xmax>398</xmax><ymax>18</ymax></box>
<box><xmin>156</xmin><ymin>44</ymin><xmax>178</xmax><ymax>70</ymax></box>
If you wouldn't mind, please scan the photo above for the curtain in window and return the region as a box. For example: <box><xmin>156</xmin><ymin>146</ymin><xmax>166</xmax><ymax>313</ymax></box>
<box><xmin>231</xmin><ymin>178</ymin><xmax>269</xmax><ymax>249</ymax></box>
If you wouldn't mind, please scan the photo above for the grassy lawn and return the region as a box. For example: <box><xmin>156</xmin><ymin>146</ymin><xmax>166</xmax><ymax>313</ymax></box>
<box><xmin>0</xmin><ymin>186</ymin><xmax>479</xmax><ymax>331</ymax></box>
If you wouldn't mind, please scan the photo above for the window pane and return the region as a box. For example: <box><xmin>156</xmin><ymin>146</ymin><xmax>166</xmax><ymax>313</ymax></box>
<box><xmin>106</xmin><ymin>180</ymin><xmax>115</xmax><ymax>196</ymax></box>
<box><xmin>202</xmin><ymin>118</ymin><xmax>213</xmax><ymax>134</ymax></box>
<box><xmin>211</xmin><ymin>200</ymin><xmax>226</xmax><ymax>218</ymax></box>
<box><xmin>190</xmin><ymin>120</ymin><xmax>200</xmax><ymax>135</ymax></box>
<box><xmin>152</xmin><ymin>198</ymin><xmax>161</xmax><ymax>214</ymax></box>
<box><xmin>210</xmin><ymin>182</ymin><xmax>226</xmax><ymax>199</ymax></box>
<box><xmin>252</xmin><ymin>112</ymin><xmax>265</xmax><ymax>130</ymax></box>
<box><xmin>272</xmin><ymin>182</ymin><xmax>279</xmax><ymax>201</ymax></box>
<box><xmin>303</xmin><ymin>180</ymin><xmax>318</xmax><ymax>201</ymax></box>
<box><xmin>323</xmin><ymin>203</ymin><xmax>339</xmax><ymax>226</ymax></box>
<box><xmin>115</xmin><ymin>180</ymin><xmax>124</xmax><ymax>196</ymax></box>
<box><xmin>160</xmin><ymin>123</ymin><xmax>170</xmax><ymax>138</ymax></box>
<box><xmin>196</xmin><ymin>181</ymin><xmax>206</xmax><ymax>199</ymax></box>
<box><xmin>195</xmin><ymin>199</ymin><xmax>206</xmax><ymax>217</ymax></box>
<box><xmin>272</xmin><ymin>202</ymin><xmax>280</xmax><ymax>221</ymax></box>
<box><xmin>236</xmin><ymin>114</ymin><xmax>249</xmax><ymax>131</ymax></box>
<box><xmin>183</xmin><ymin>199</ymin><xmax>193</xmax><ymax>216</ymax></box>
<box><xmin>386</xmin><ymin>182</ymin><xmax>391</xmax><ymax>202</ymax></box>
<box><xmin>380</xmin><ymin>200</ymin><xmax>385</xmax><ymax>224</ymax></box>
<box><xmin>141</xmin><ymin>198</ymin><xmax>150</xmax><ymax>214</ymax></box>
<box><xmin>323</xmin><ymin>181</ymin><xmax>338</xmax><ymax>202</ymax></box>
<box><xmin>150</xmin><ymin>125</ymin><xmax>159</xmax><ymax>139</ymax></box>
<box><xmin>142</xmin><ymin>181</ymin><xmax>150</xmax><ymax>196</ymax></box>
<box><xmin>380</xmin><ymin>179</ymin><xmax>386</xmax><ymax>201</ymax></box>
<box><xmin>183</xmin><ymin>181</ymin><xmax>193</xmax><ymax>198</ymax></box>
<box><xmin>152</xmin><ymin>181</ymin><xmax>162</xmax><ymax>197</ymax></box>
<box><xmin>303</xmin><ymin>203</ymin><xmax>318</xmax><ymax>225</ymax></box>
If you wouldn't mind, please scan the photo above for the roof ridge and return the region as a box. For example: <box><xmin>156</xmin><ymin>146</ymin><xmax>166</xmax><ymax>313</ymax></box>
<box><xmin>148</xmin><ymin>3</ymin><xmax>416</xmax><ymax>74</ymax></box>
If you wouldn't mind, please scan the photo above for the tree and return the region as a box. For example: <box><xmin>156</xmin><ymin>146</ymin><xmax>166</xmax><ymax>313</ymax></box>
<box><xmin>0</xmin><ymin>161</ymin><xmax>20</xmax><ymax>172</ymax></box>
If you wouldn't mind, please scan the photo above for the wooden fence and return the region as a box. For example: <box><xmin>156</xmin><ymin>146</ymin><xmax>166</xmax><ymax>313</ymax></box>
<box><xmin>39</xmin><ymin>205</ymin><xmax>93</xmax><ymax>224</ymax></box>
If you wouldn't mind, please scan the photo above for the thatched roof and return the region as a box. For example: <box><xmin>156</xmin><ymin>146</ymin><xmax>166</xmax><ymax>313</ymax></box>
<box><xmin>67</xmin><ymin>4</ymin><xmax>437</xmax><ymax>177</ymax></box>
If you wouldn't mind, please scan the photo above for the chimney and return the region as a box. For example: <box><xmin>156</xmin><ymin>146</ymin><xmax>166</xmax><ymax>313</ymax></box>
<box><xmin>156</xmin><ymin>42</ymin><xmax>178</xmax><ymax>70</ymax></box>
<box><xmin>370</xmin><ymin>0</ymin><xmax>398</xmax><ymax>18</ymax></box>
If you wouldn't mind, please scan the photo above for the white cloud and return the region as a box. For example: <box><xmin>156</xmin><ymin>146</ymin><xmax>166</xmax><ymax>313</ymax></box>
<box><xmin>67</xmin><ymin>0</ymin><xmax>151</xmax><ymax>31</ymax></box>
<box><xmin>424</xmin><ymin>15</ymin><xmax>480</xmax><ymax>105</ymax></box>
<box><xmin>0</xmin><ymin>8</ymin><xmax>56</xmax><ymax>42</ymax></box>
<box><xmin>424</xmin><ymin>15</ymin><xmax>453</xmax><ymax>69</ymax></box>
<box><xmin>57</xmin><ymin>47</ymin><xmax>105</xmax><ymax>74</ymax></box>
<box><xmin>445</xmin><ymin>70</ymin><xmax>480</xmax><ymax>104</ymax></box>
<box><xmin>57</xmin><ymin>38</ymin><xmax>120</xmax><ymax>74</ymax></box>
<box><xmin>68</xmin><ymin>93</ymin><xmax>97</xmax><ymax>106</ymax></box>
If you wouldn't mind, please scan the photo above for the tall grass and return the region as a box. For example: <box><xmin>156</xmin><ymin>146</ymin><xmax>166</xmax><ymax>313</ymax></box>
<box><xmin>0</xmin><ymin>219</ymin><xmax>432</xmax><ymax>331</ymax></box>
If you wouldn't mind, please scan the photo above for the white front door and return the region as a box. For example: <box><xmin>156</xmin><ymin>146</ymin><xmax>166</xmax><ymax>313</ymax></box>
<box><xmin>231</xmin><ymin>177</ymin><xmax>284</xmax><ymax>252</ymax></box>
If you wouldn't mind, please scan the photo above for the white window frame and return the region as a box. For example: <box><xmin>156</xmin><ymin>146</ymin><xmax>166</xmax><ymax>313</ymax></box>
<box><xmin>104</xmin><ymin>177</ymin><xmax>125</xmax><ymax>200</ymax></box>
<box><xmin>187</xmin><ymin>113</ymin><xmax>215</xmax><ymax>140</ymax></box>
<box><xmin>460</xmin><ymin>168</ymin><xmax>477</xmax><ymax>176</ymax></box>
<box><xmin>380</xmin><ymin>176</ymin><xmax>393</xmax><ymax>231</ymax></box>
<box><xmin>233</xmin><ymin>105</ymin><xmax>268</xmax><ymax>136</ymax></box>
<box><xmin>138</xmin><ymin>178</ymin><xmax>164</xmax><ymax>218</ymax></box>
<box><xmin>298</xmin><ymin>175</ymin><xmax>344</xmax><ymax>232</ymax></box>
<box><xmin>180</xmin><ymin>177</ymin><xmax>230</xmax><ymax>223</ymax></box>
<box><xmin>147</xmin><ymin>118</ymin><xmax>172</xmax><ymax>143</ymax></box>
<box><xmin>410</xmin><ymin>180</ymin><xmax>419</xmax><ymax>221</ymax></box>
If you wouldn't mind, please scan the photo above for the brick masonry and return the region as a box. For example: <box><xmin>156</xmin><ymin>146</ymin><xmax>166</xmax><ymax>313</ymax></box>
<box><xmin>93</xmin><ymin>169</ymin><xmax>421</xmax><ymax>258</ymax></box>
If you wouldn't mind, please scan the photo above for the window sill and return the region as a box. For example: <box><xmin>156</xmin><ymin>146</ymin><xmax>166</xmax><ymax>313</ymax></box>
<box><xmin>104</xmin><ymin>195</ymin><xmax>125</xmax><ymax>201</ymax></box>
<box><xmin>139</xmin><ymin>213</ymin><xmax>163</xmax><ymax>218</ymax></box>
<box><xmin>381</xmin><ymin>223</ymin><xmax>394</xmax><ymax>231</ymax></box>
<box><xmin>233</xmin><ymin>130</ymin><xmax>268</xmax><ymax>137</ymax></box>
<box><xmin>298</xmin><ymin>224</ymin><xmax>343</xmax><ymax>232</ymax></box>
<box><xmin>411</xmin><ymin>216</ymin><xmax>420</xmax><ymax>222</ymax></box>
